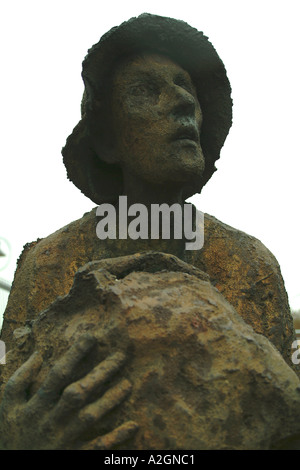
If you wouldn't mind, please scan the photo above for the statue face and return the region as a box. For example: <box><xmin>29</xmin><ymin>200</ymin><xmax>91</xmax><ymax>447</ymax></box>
<box><xmin>110</xmin><ymin>53</ymin><xmax>205</xmax><ymax>188</ymax></box>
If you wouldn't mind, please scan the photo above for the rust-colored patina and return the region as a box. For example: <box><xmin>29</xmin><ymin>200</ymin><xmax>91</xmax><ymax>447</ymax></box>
<box><xmin>0</xmin><ymin>14</ymin><xmax>298</xmax><ymax>450</ymax></box>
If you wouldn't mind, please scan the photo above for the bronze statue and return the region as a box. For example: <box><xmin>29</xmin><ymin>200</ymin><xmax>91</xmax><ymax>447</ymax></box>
<box><xmin>0</xmin><ymin>14</ymin><xmax>299</xmax><ymax>450</ymax></box>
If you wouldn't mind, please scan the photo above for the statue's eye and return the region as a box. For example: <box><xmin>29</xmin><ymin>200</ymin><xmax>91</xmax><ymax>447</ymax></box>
<box><xmin>174</xmin><ymin>76</ymin><xmax>194</xmax><ymax>95</ymax></box>
<box><xmin>130</xmin><ymin>84</ymin><xmax>147</xmax><ymax>95</ymax></box>
<box><xmin>130</xmin><ymin>83</ymin><xmax>159</xmax><ymax>98</ymax></box>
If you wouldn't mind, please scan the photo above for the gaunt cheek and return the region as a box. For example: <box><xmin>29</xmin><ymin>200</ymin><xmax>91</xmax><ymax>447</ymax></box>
<box><xmin>195</xmin><ymin>107</ymin><xmax>203</xmax><ymax>129</ymax></box>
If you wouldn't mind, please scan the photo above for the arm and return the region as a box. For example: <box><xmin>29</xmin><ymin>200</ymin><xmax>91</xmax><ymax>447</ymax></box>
<box><xmin>0</xmin><ymin>334</ymin><xmax>138</xmax><ymax>450</ymax></box>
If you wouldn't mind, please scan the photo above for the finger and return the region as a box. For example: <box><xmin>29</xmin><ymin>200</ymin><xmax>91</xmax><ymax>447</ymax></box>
<box><xmin>3</xmin><ymin>352</ymin><xmax>43</xmax><ymax>405</ymax></box>
<box><xmin>34</xmin><ymin>334</ymin><xmax>97</xmax><ymax>405</ymax></box>
<box><xmin>58</xmin><ymin>378</ymin><xmax>132</xmax><ymax>446</ymax></box>
<box><xmin>79</xmin><ymin>421</ymin><xmax>139</xmax><ymax>450</ymax></box>
<box><xmin>78</xmin><ymin>378</ymin><xmax>132</xmax><ymax>425</ymax></box>
<box><xmin>53</xmin><ymin>351</ymin><xmax>127</xmax><ymax>421</ymax></box>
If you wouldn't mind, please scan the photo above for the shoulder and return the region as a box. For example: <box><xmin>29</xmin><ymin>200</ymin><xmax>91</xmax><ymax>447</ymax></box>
<box><xmin>1</xmin><ymin>208</ymin><xmax>99</xmax><ymax>346</ymax></box>
<box><xmin>202</xmin><ymin>213</ymin><xmax>282</xmax><ymax>275</ymax></box>
<box><xmin>198</xmin><ymin>212</ymin><xmax>287</xmax><ymax>306</ymax></box>
<box><xmin>19</xmin><ymin>207</ymin><xmax>98</xmax><ymax>266</ymax></box>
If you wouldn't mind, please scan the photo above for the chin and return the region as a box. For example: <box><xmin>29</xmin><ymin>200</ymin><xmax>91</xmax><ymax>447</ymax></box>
<box><xmin>156</xmin><ymin>167</ymin><xmax>204</xmax><ymax>188</ymax></box>
<box><xmin>171</xmin><ymin>147</ymin><xmax>205</xmax><ymax>172</ymax></box>
<box><xmin>174</xmin><ymin>159</ymin><xmax>205</xmax><ymax>181</ymax></box>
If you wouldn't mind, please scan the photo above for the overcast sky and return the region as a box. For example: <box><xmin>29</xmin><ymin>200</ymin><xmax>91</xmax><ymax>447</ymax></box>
<box><xmin>1</xmin><ymin>0</ymin><xmax>300</xmax><ymax>319</ymax></box>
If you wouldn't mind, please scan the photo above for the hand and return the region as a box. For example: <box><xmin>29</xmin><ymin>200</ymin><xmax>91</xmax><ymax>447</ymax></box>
<box><xmin>0</xmin><ymin>334</ymin><xmax>138</xmax><ymax>449</ymax></box>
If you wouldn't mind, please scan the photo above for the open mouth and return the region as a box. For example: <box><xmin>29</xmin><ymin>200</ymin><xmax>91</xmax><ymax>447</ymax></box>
<box><xmin>173</xmin><ymin>126</ymin><xmax>199</xmax><ymax>143</ymax></box>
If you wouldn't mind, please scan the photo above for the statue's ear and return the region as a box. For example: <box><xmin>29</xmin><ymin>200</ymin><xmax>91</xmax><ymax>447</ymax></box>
<box><xmin>92</xmin><ymin>136</ymin><xmax>120</xmax><ymax>165</ymax></box>
<box><xmin>87</xmin><ymin>108</ymin><xmax>120</xmax><ymax>165</ymax></box>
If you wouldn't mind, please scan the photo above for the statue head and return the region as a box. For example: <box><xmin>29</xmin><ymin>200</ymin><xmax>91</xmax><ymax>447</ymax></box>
<box><xmin>62</xmin><ymin>13</ymin><xmax>232</xmax><ymax>204</ymax></box>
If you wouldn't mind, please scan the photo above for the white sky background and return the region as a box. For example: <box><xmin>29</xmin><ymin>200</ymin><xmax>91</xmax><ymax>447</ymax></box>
<box><xmin>0</xmin><ymin>0</ymin><xmax>299</xmax><ymax>321</ymax></box>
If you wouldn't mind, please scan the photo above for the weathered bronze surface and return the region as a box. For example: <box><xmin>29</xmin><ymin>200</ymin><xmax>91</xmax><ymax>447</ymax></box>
<box><xmin>0</xmin><ymin>13</ymin><xmax>298</xmax><ymax>450</ymax></box>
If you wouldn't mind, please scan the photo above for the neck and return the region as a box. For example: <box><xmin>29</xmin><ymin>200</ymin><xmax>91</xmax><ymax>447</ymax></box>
<box><xmin>102</xmin><ymin>172</ymin><xmax>197</xmax><ymax>261</ymax></box>
<box><xmin>122</xmin><ymin>173</ymin><xmax>185</xmax><ymax>208</ymax></box>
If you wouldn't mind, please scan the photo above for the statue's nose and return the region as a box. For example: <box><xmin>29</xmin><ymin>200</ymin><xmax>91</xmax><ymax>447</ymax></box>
<box><xmin>169</xmin><ymin>85</ymin><xmax>196</xmax><ymax>120</ymax></box>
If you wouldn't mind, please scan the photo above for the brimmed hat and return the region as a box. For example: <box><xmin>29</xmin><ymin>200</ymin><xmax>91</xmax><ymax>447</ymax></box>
<box><xmin>62</xmin><ymin>13</ymin><xmax>233</xmax><ymax>204</ymax></box>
